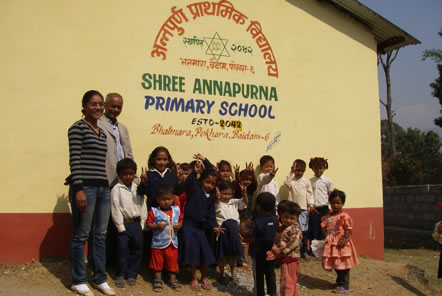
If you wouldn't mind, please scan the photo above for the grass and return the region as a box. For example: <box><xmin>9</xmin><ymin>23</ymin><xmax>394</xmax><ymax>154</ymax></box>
<box><xmin>384</xmin><ymin>248</ymin><xmax>442</xmax><ymax>292</ymax></box>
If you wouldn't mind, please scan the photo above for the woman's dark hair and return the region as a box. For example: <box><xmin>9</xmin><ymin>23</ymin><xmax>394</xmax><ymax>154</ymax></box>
<box><xmin>329</xmin><ymin>189</ymin><xmax>346</xmax><ymax>204</ymax></box>
<box><xmin>147</xmin><ymin>146</ymin><xmax>174</xmax><ymax>170</ymax></box>
<box><xmin>116</xmin><ymin>158</ymin><xmax>137</xmax><ymax>175</ymax></box>
<box><xmin>217</xmin><ymin>180</ymin><xmax>234</xmax><ymax>192</ymax></box>
<box><xmin>308</xmin><ymin>157</ymin><xmax>329</xmax><ymax>169</ymax></box>
<box><xmin>81</xmin><ymin>90</ymin><xmax>103</xmax><ymax>115</ymax></box>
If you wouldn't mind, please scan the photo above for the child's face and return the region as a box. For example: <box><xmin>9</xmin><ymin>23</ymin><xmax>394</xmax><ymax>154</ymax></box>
<box><xmin>178</xmin><ymin>169</ymin><xmax>192</xmax><ymax>183</ymax></box>
<box><xmin>312</xmin><ymin>165</ymin><xmax>325</xmax><ymax>177</ymax></box>
<box><xmin>218</xmin><ymin>165</ymin><xmax>231</xmax><ymax>181</ymax></box>
<box><xmin>119</xmin><ymin>168</ymin><xmax>136</xmax><ymax>187</ymax></box>
<box><xmin>280</xmin><ymin>212</ymin><xmax>298</xmax><ymax>227</ymax></box>
<box><xmin>154</xmin><ymin>151</ymin><xmax>169</xmax><ymax>172</ymax></box>
<box><xmin>292</xmin><ymin>163</ymin><xmax>306</xmax><ymax>179</ymax></box>
<box><xmin>261</xmin><ymin>160</ymin><xmax>274</xmax><ymax>174</ymax></box>
<box><xmin>241</xmin><ymin>176</ymin><xmax>253</xmax><ymax>187</ymax></box>
<box><xmin>219</xmin><ymin>188</ymin><xmax>233</xmax><ymax>203</ymax></box>
<box><xmin>194</xmin><ymin>160</ymin><xmax>204</xmax><ymax>174</ymax></box>
<box><xmin>330</xmin><ymin>196</ymin><xmax>344</xmax><ymax>213</ymax></box>
<box><xmin>157</xmin><ymin>193</ymin><xmax>174</xmax><ymax>209</ymax></box>
<box><xmin>201</xmin><ymin>175</ymin><xmax>217</xmax><ymax>193</ymax></box>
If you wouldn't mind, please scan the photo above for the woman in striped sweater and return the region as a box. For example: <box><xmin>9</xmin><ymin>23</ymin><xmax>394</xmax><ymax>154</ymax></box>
<box><xmin>68</xmin><ymin>90</ymin><xmax>115</xmax><ymax>296</ymax></box>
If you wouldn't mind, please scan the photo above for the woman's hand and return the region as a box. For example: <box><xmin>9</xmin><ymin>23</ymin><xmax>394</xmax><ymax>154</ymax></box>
<box><xmin>75</xmin><ymin>190</ymin><xmax>87</xmax><ymax>211</ymax></box>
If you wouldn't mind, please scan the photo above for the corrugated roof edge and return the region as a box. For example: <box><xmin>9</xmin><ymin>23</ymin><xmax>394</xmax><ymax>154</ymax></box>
<box><xmin>324</xmin><ymin>0</ymin><xmax>421</xmax><ymax>53</ymax></box>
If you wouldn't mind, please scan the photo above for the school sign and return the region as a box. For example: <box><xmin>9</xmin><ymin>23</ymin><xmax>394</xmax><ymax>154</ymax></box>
<box><xmin>0</xmin><ymin>0</ymin><xmax>418</xmax><ymax>263</ymax></box>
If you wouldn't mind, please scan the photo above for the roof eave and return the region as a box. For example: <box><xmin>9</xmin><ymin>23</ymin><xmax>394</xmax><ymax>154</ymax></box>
<box><xmin>323</xmin><ymin>0</ymin><xmax>421</xmax><ymax>54</ymax></box>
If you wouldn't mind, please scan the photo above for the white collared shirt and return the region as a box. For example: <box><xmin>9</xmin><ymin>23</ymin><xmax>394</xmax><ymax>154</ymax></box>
<box><xmin>310</xmin><ymin>175</ymin><xmax>334</xmax><ymax>207</ymax></box>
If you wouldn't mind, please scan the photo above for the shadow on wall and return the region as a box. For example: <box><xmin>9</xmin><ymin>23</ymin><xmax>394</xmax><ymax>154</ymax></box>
<box><xmin>39</xmin><ymin>194</ymin><xmax>72</xmax><ymax>287</ymax></box>
<box><xmin>39</xmin><ymin>194</ymin><xmax>72</xmax><ymax>259</ymax></box>
<box><xmin>285</xmin><ymin>0</ymin><xmax>375</xmax><ymax>51</ymax></box>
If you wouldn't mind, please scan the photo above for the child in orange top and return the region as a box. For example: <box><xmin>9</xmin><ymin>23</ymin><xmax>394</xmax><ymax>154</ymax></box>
<box><xmin>321</xmin><ymin>190</ymin><xmax>359</xmax><ymax>294</ymax></box>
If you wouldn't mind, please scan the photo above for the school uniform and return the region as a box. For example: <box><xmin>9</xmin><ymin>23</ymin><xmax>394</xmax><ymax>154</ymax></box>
<box><xmin>137</xmin><ymin>168</ymin><xmax>177</xmax><ymax>208</ymax></box>
<box><xmin>215</xmin><ymin>199</ymin><xmax>246</xmax><ymax>264</ymax></box>
<box><xmin>309</xmin><ymin>175</ymin><xmax>333</xmax><ymax>240</ymax></box>
<box><xmin>178</xmin><ymin>172</ymin><xmax>217</xmax><ymax>266</ymax></box>
<box><xmin>110</xmin><ymin>180</ymin><xmax>147</xmax><ymax>279</ymax></box>
<box><xmin>250</xmin><ymin>213</ymin><xmax>278</xmax><ymax>296</ymax></box>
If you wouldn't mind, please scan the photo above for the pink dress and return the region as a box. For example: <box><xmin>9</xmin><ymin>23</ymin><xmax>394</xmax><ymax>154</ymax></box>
<box><xmin>321</xmin><ymin>211</ymin><xmax>359</xmax><ymax>271</ymax></box>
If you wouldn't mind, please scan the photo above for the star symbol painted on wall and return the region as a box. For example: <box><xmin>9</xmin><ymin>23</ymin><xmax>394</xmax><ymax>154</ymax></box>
<box><xmin>204</xmin><ymin>32</ymin><xmax>230</xmax><ymax>61</ymax></box>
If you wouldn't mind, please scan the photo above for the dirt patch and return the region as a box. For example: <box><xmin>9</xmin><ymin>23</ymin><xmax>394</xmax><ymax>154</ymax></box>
<box><xmin>0</xmin><ymin>252</ymin><xmax>440</xmax><ymax>296</ymax></box>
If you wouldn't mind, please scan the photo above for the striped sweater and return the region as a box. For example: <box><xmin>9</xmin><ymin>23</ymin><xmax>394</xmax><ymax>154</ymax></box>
<box><xmin>68</xmin><ymin>120</ymin><xmax>109</xmax><ymax>192</ymax></box>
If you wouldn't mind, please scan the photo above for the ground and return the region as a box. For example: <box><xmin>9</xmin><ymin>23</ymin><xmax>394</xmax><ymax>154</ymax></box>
<box><xmin>0</xmin><ymin>249</ymin><xmax>441</xmax><ymax>296</ymax></box>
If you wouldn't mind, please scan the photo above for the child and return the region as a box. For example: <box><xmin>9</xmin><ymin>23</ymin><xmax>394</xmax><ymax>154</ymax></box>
<box><xmin>248</xmin><ymin>192</ymin><xmax>278</xmax><ymax>296</ymax></box>
<box><xmin>146</xmin><ymin>184</ymin><xmax>183</xmax><ymax>292</ymax></box>
<box><xmin>138</xmin><ymin>146</ymin><xmax>177</xmax><ymax>208</ymax></box>
<box><xmin>217</xmin><ymin>160</ymin><xmax>233</xmax><ymax>182</ymax></box>
<box><xmin>267</xmin><ymin>201</ymin><xmax>303</xmax><ymax>296</ymax></box>
<box><xmin>110</xmin><ymin>158</ymin><xmax>147</xmax><ymax>288</ymax></box>
<box><xmin>257</xmin><ymin>155</ymin><xmax>280</xmax><ymax>210</ymax></box>
<box><xmin>179</xmin><ymin>154</ymin><xmax>224</xmax><ymax>291</ymax></box>
<box><xmin>309</xmin><ymin>157</ymin><xmax>334</xmax><ymax>243</ymax></box>
<box><xmin>321</xmin><ymin>190</ymin><xmax>359</xmax><ymax>294</ymax></box>
<box><xmin>236</xmin><ymin>167</ymin><xmax>257</xmax><ymax>267</ymax></box>
<box><xmin>284</xmin><ymin>159</ymin><xmax>314</xmax><ymax>258</ymax></box>
<box><xmin>215</xmin><ymin>181</ymin><xmax>248</xmax><ymax>285</ymax></box>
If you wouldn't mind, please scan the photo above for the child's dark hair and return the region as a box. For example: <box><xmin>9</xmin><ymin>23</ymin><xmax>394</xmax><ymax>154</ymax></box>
<box><xmin>148</xmin><ymin>146</ymin><xmax>174</xmax><ymax>170</ymax></box>
<box><xmin>260</xmin><ymin>155</ymin><xmax>275</xmax><ymax>166</ymax></box>
<box><xmin>278</xmin><ymin>200</ymin><xmax>302</xmax><ymax>217</ymax></box>
<box><xmin>294</xmin><ymin>159</ymin><xmax>306</xmax><ymax>169</ymax></box>
<box><xmin>156</xmin><ymin>183</ymin><xmax>174</xmax><ymax>197</ymax></box>
<box><xmin>116</xmin><ymin>158</ymin><xmax>137</xmax><ymax>175</ymax></box>
<box><xmin>179</xmin><ymin>163</ymin><xmax>192</xmax><ymax>172</ymax></box>
<box><xmin>239</xmin><ymin>169</ymin><xmax>257</xmax><ymax>193</ymax></box>
<box><xmin>218</xmin><ymin>180</ymin><xmax>234</xmax><ymax>192</ymax></box>
<box><xmin>329</xmin><ymin>189</ymin><xmax>346</xmax><ymax>203</ymax></box>
<box><xmin>217</xmin><ymin>160</ymin><xmax>232</xmax><ymax>171</ymax></box>
<box><xmin>199</xmin><ymin>167</ymin><xmax>218</xmax><ymax>183</ymax></box>
<box><xmin>308</xmin><ymin>157</ymin><xmax>329</xmax><ymax>169</ymax></box>
<box><xmin>255</xmin><ymin>192</ymin><xmax>276</xmax><ymax>213</ymax></box>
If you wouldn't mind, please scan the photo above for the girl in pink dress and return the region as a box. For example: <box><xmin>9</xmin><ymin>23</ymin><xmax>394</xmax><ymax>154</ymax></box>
<box><xmin>321</xmin><ymin>190</ymin><xmax>359</xmax><ymax>294</ymax></box>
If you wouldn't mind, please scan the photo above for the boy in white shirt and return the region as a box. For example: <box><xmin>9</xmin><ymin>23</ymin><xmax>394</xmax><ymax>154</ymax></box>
<box><xmin>284</xmin><ymin>159</ymin><xmax>313</xmax><ymax>258</ymax></box>
<box><xmin>111</xmin><ymin>158</ymin><xmax>147</xmax><ymax>288</ymax></box>
<box><xmin>257</xmin><ymin>155</ymin><xmax>280</xmax><ymax>210</ymax></box>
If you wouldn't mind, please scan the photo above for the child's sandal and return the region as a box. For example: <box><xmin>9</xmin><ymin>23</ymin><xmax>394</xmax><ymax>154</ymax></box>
<box><xmin>200</xmin><ymin>279</ymin><xmax>212</xmax><ymax>290</ymax></box>
<box><xmin>153</xmin><ymin>279</ymin><xmax>163</xmax><ymax>292</ymax></box>
<box><xmin>169</xmin><ymin>279</ymin><xmax>182</xmax><ymax>292</ymax></box>
<box><xmin>232</xmin><ymin>275</ymin><xmax>240</xmax><ymax>285</ymax></box>
<box><xmin>189</xmin><ymin>279</ymin><xmax>200</xmax><ymax>291</ymax></box>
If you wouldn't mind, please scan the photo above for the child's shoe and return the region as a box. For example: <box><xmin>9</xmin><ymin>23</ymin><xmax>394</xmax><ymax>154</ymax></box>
<box><xmin>333</xmin><ymin>286</ymin><xmax>350</xmax><ymax>294</ymax></box>
<box><xmin>127</xmin><ymin>278</ymin><xmax>136</xmax><ymax>286</ymax></box>
<box><xmin>115</xmin><ymin>276</ymin><xmax>124</xmax><ymax>288</ymax></box>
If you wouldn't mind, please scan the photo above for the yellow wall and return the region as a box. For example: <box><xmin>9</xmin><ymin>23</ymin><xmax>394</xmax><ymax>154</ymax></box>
<box><xmin>0</xmin><ymin>0</ymin><xmax>382</xmax><ymax>213</ymax></box>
